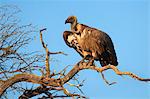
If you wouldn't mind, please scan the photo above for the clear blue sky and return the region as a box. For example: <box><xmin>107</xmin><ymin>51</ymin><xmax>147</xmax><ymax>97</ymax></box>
<box><xmin>0</xmin><ymin>0</ymin><xmax>149</xmax><ymax>99</ymax></box>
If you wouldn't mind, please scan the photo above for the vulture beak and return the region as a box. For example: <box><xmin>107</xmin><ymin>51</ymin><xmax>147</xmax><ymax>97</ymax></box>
<box><xmin>65</xmin><ymin>19</ymin><xmax>69</xmax><ymax>24</ymax></box>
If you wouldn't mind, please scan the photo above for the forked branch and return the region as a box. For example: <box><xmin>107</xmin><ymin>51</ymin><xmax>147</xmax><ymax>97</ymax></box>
<box><xmin>39</xmin><ymin>28</ymin><xmax>67</xmax><ymax>77</ymax></box>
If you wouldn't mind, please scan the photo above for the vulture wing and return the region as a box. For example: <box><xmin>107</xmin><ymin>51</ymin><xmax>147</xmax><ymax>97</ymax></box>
<box><xmin>63</xmin><ymin>31</ymin><xmax>84</xmax><ymax>57</ymax></box>
<box><xmin>75</xmin><ymin>24</ymin><xmax>118</xmax><ymax>66</ymax></box>
<box><xmin>63</xmin><ymin>31</ymin><xmax>74</xmax><ymax>47</ymax></box>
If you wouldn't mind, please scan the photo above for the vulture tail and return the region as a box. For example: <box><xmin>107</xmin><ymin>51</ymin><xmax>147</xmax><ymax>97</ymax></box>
<box><xmin>109</xmin><ymin>52</ymin><xmax>118</xmax><ymax>66</ymax></box>
<box><xmin>99</xmin><ymin>51</ymin><xmax>118</xmax><ymax>67</ymax></box>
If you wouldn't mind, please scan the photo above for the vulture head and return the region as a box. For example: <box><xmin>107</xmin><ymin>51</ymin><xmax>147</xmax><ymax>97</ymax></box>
<box><xmin>65</xmin><ymin>16</ymin><xmax>78</xmax><ymax>31</ymax></box>
<box><xmin>65</xmin><ymin>16</ymin><xmax>77</xmax><ymax>24</ymax></box>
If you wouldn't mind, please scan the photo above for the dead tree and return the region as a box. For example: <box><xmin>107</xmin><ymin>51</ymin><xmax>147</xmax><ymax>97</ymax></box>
<box><xmin>0</xmin><ymin>5</ymin><xmax>44</xmax><ymax>98</ymax></box>
<box><xmin>0</xmin><ymin>5</ymin><xmax>150</xmax><ymax>99</ymax></box>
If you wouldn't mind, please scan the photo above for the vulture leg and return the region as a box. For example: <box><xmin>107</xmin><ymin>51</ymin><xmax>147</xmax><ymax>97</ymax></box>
<box><xmin>79</xmin><ymin>49</ymin><xmax>92</xmax><ymax>64</ymax></box>
<box><xmin>79</xmin><ymin>54</ymin><xmax>91</xmax><ymax>64</ymax></box>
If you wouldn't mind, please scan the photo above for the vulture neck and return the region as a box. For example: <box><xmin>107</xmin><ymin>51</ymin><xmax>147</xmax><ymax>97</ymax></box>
<box><xmin>71</xmin><ymin>20</ymin><xmax>77</xmax><ymax>31</ymax></box>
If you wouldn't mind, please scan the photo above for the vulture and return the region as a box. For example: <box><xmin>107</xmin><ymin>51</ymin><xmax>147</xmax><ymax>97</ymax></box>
<box><xmin>64</xmin><ymin>16</ymin><xmax>118</xmax><ymax>66</ymax></box>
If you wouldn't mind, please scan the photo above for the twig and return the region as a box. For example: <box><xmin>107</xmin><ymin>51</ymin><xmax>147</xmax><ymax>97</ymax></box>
<box><xmin>100</xmin><ymin>72</ymin><xmax>116</xmax><ymax>85</ymax></box>
<box><xmin>49</xmin><ymin>51</ymin><xmax>68</xmax><ymax>56</ymax></box>
<box><xmin>67</xmin><ymin>81</ymin><xmax>84</xmax><ymax>94</ymax></box>
<box><xmin>63</xmin><ymin>86</ymin><xmax>86</xmax><ymax>98</ymax></box>
<box><xmin>39</xmin><ymin>28</ymin><xmax>50</xmax><ymax>77</ymax></box>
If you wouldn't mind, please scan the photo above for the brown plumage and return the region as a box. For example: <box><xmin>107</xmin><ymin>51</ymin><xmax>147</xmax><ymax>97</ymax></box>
<box><xmin>63</xmin><ymin>31</ymin><xmax>83</xmax><ymax>57</ymax></box>
<box><xmin>63</xmin><ymin>31</ymin><xmax>92</xmax><ymax>59</ymax></box>
<box><xmin>65</xmin><ymin>16</ymin><xmax>118</xmax><ymax>66</ymax></box>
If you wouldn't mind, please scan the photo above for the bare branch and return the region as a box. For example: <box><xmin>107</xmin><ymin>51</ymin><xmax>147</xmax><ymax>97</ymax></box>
<box><xmin>0</xmin><ymin>62</ymin><xmax>149</xmax><ymax>97</ymax></box>
<box><xmin>39</xmin><ymin>28</ymin><xmax>50</xmax><ymax>77</ymax></box>
<box><xmin>78</xmin><ymin>63</ymin><xmax>150</xmax><ymax>82</ymax></box>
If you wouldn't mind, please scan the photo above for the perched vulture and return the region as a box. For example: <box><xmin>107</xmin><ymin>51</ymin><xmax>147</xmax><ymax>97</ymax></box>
<box><xmin>64</xmin><ymin>16</ymin><xmax>118</xmax><ymax>66</ymax></box>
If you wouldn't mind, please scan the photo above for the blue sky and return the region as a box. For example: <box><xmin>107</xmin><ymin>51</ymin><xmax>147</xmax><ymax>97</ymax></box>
<box><xmin>0</xmin><ymin>0</ymin><xmax>149</xmax><ymax>99</ymax></box>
